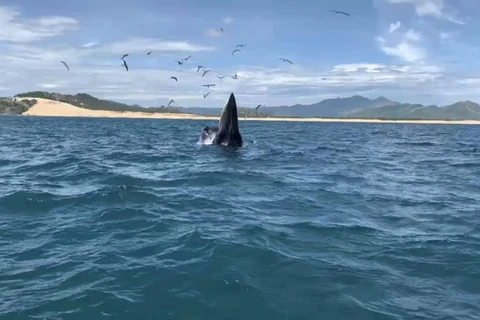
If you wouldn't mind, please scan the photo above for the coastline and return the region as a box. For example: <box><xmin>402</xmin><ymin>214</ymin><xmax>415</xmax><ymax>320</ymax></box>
<box><xmin>16</xmin><ymin>97</ymin><xmax>480</xmax><ymax>125</ymax></box>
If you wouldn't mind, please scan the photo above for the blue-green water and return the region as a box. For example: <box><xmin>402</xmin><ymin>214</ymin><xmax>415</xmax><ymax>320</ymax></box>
<box><xmin>1</xmin><ymin>116</ymin><xmax>479</xmax><ymax>320</ymax></box>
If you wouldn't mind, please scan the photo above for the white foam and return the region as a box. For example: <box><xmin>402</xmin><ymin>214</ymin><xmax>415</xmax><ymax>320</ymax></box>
<box><xmin>198</xmin><ymin>133</ymin><xmax>216</xmax><ymax>145</ymax></box>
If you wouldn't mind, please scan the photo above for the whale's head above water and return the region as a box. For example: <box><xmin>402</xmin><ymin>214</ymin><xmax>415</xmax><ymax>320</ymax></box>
<box><xmin>199</xmin><ymin>93</ymin><xmax>243</xmax><ymax>147</ymax></box>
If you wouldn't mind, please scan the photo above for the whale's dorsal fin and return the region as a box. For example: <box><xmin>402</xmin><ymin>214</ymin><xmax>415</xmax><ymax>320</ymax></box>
<box><xmin>214</xmin><ymin>93</ymin><xmax>243</xmax><ymax>147</ymax></box>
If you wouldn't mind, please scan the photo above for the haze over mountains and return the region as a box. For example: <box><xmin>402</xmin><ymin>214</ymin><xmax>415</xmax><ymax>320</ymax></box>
<box><xmin>1</xmin><ymin>91</ymin><xmax>480</xmax><ymax>121</ymax></box>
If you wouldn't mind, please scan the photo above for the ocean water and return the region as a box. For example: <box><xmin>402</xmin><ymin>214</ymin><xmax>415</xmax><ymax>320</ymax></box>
<box><xmin>1</xmin><ymin>115</ymin><xmax>479</xmax><ymax>320</ymax></box>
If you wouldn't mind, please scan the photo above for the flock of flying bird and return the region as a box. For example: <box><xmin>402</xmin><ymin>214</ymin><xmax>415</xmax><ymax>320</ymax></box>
<box><xmin>116</xmin><ymin>45</ymin><xmax>285</xmax><ymax>109</ymax></box>
<box><xmin>58</xmin><ymin>9</ymin><xmax>350</xmax><ymax>110</ymax></box>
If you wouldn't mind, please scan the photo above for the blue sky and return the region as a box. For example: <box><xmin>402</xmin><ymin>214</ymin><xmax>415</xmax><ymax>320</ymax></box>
<box><xmin>0</xmin><ymin>0</ymin><xmax>479</xmax><ymax>108</ymax></box>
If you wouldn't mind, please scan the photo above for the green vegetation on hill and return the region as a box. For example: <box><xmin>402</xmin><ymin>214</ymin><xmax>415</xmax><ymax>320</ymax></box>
<box><xmin>0</xmin><ymin>97</ymin><xmax>38</xmax><ymax>115</ymax></box>
<box><xmin>15</xmin><ymin>91</ymin><xmax>182</xmax><ymax>114</ymax></box>
<box><xmin>254</xmin><ymin>97</ymin><xmax>480</xmax><ymax>120</ymax></box>
<box><xmin>262</xmin><ymin>95</ymin><xmax>398</xmax><ymax>117</ymax></box>
<box><xmin>345</xmin><ymin>101</ymin><xmax>480</xmax><ymax>120</ymax></box>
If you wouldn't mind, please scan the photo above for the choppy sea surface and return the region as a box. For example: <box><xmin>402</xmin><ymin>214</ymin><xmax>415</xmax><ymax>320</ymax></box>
<box><xmin>1</xmin><ymin>115</ymin><xmax>479</xmax><ymax>320</ymax></box>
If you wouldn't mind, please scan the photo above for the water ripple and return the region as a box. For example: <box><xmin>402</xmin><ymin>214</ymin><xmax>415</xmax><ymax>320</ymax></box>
<box><xmin>1</xmin><ymin>116</ymin><xmax>479</xmax><ymax>319</ymax></box>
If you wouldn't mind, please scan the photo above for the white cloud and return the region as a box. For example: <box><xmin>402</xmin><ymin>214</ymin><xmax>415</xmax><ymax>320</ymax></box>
<box><xmin>332</xmin><ymin>63</ymin><xmax>386</xmax><ymax>73</ymax></box>
<box><xmin>389</xmin><ymin>21</ymin><xmax>401</xmax><ymax>33</ymax></box>
<box><xmin>405</xmin><ymin>29</ymin><xmax>422</xmax><ymax>41</ymax></box>
<box><xmin>0</xmin><ymin>6</ymin><xmax>79</xmax><ymax>43</ymax></box>
<box><xmin>205</xmin><ymin>28</ymin><xmax>223</xmax><ymax>37</ymax></box>
<box><xmin>4</xmin><ymin>44</ymin><xmax>89</xmax><ymax>65</ymax></box>
<box><xmin>438</xmin><ymin>31</ymin><xmax>459</xmax><ymax>45</ymax></box>
<box><xmin>98</xmin><ymin>37</ymin><xmax>216</xmax><ymax>55</ymax></box>
<box><xmin>381</xmin><ymin>41</ymin><xmax>426</xmax><ymax>62</ymax></box>
<box><xmin>223</xmin><ymin>17</ymin><xmax>234</xmax><ymax>24</ymax></box>
<box><xmin>386</xmin><ymin>0</ymin><xmax>465</xmax><ymax>25</ymax></box>
<box><xmin>330</xmin><ymin>63</ymin><xmax>442</xmax><ymax>83</ymax></box>
<box><xmin>457</xmin><ymin>78</ymin><xmax>480</xmax><ymax>85</ymax></box>
<box><xmin>377</xmin><ymin>28</ymin><xmax>426</xmax><ymax>62</ymax></box>
<box><xmin>444</xmin><ymin>16</ymin><xmax>466</xmax><ymax>26</ymax></box>
<box><xmin>397</xmin><ymin>0</ymin><xmax>442</xmax><ymax>16</ymax></box>
<box><xmin>39</xmin><ymin>83</ymin><xmax>61</xmax><ymax>89</ymax></box>
<box><xmin>439</xmin><ymin>32</ymin><xmax>451</xmax><ymax>41</ymax></box>
<box><xmin>81</xmin><ymin>41</ymin><xmax>99</xmax><ymax>48</ymax></box>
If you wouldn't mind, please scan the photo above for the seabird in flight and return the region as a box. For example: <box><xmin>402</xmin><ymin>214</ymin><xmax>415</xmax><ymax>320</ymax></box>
<box><xmin>60</xmin><ymin>61</ymin><xmax>69</xmax><ymax>71</ymax></box>
<box><xmin>328</xmin><ymin>9</ymin><xmax>350</xmax><ymax>16</ymax></box>
<box><xmin>279</xmin><ymin>58</ymin><xmax>294</xmax><ymax>64</ymax></box>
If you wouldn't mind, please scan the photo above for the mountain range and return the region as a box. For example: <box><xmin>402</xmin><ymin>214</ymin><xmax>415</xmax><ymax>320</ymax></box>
<box><xmin>178</xmin><ymin>95</ymin><xmax>480</xmax><ymax>120</ymax></box>
<box><xmin>1</xmin><ymin>91</ymin><xmax>480</xmax><ymax>121</ymax></box>
<box><xmin>172</xmin><ymin>95</ymin><xmax>395</xmax><ymax>117</ymax></box>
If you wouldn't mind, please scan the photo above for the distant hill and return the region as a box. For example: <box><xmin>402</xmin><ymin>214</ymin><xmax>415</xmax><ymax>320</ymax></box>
<box><xmin>4</xmin><ymin>91</ymin><xmax>480</xmax><ymax>121</ymax></box>
<box><xmin>11</xmin><ymin>91</ymin><xmax>271</xmax><ymax>117</ymax></box>
<box><xmin>347</xmin><ymin>101</ymin><xmax>480</xmax><ymax>120</ymax></box>
<box><xmin>14</xmin><ymin>91</ymin><xmax>181</xmax><ymax>114</ymax></box>
<box><xmin>179</xmin><ymin>96</ymin><xmax>480</xmax><ymax>120</ymax></box>
<box><xmin>12</xmin><ymin>91</ymin><xmax>270</xmax><ymax>118</ymax></box>
<box><xmin>260</xmin><ymin>95</ymin><xmax>398</xmax><ymax>117</ymax></box>
<box><xmin>0</xmin><ymin>97</ymin><xmax>38</xmax><ymax>115</ymax></box>
<box><xmin>178</xmin><ymin>95</ymin><xmax>398</xmax><ymax>118</ymax></box>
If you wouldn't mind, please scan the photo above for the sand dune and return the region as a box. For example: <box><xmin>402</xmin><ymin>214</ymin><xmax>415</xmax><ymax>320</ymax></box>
<box><xmin>19</xmin><ymin>97</ymin><xmax>480</xmax><ymax>125</ymax></box>
<box><xmin>20</xmin><ymin>97</ymin><xmax>218</xmax><ymax>120</ymax></box>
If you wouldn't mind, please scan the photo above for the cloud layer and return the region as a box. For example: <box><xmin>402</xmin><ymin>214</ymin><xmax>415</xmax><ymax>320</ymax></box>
<box><xmin>0</xmin><ymin>7</ymin><xmax>79</xmax><ymax>43</ymax></box>
<box><xmin>386</xmin><ymin>0</ymin><xmax>466</xmax><ymax>25</ymax></box>
<box><xmin>0</xmin><ymin>1</ymin><xmax>478</xmax><ymax>108</ymax></box>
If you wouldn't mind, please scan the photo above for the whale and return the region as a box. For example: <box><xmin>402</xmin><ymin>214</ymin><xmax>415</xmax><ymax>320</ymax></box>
<box><xmin>199</xmin><ymin>93</ymin><xmax>243</xmax><ymax>147</ymax></box>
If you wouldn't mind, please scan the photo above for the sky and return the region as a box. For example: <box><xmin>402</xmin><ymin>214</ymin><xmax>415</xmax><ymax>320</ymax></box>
<box><xmin>0</xmin><ymin>0</ymin><xmax>479</xmax><ymax>108</ymax></box>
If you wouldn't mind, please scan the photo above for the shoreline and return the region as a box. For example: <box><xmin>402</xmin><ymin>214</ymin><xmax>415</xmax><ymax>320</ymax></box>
<box><xmin>19</xmin><ymin>112</ymin><xmax>480</xmax><ymax>125</ymax></box>
<box><xmin>15</xmin><ymin>97</ymin><xmax>480</xmax><ymax>125</ymax></box>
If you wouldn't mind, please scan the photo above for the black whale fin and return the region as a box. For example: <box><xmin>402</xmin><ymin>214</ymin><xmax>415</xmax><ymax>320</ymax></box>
<box><xmin>213</xmin><ymin>93</ymin><xmax>243</xmax><ymax>147</ymax></box>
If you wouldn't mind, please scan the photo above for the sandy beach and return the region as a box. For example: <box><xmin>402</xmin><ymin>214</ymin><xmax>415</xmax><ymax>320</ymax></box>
<box><xmin>19</xmin><ymin>97</ymin><xmax>480</xmax><ymax>125</ymax></box>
